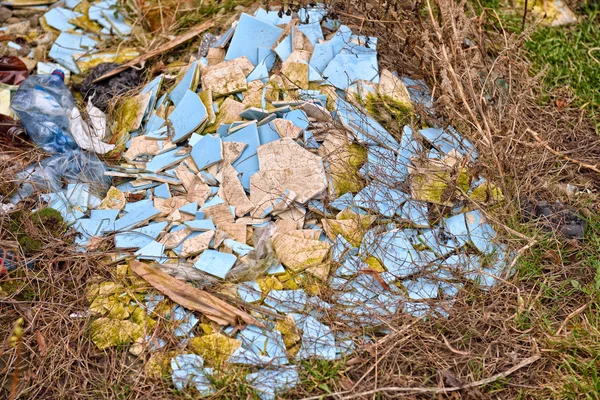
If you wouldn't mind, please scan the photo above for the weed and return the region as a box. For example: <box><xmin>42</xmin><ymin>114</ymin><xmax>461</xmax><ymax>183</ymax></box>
<box><xmin>300</xmin><ymin>359</ymin><xmax>347</xmax><ymax>394</ymax></box>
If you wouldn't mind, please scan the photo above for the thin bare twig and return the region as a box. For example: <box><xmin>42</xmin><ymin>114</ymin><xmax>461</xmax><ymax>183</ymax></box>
<box><xmin>301</xmin><ymin>354</ymin><xmax>541</xmax><ymax>399</ymax></box>
<box><xmin>527</xmin><ymin>128</ymin><xmax>600</xmax><ymax>174</ymax></box>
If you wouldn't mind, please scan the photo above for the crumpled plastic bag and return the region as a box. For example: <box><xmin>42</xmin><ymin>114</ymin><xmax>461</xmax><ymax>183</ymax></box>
<box><xmin>9</xmin><ymin>150</ymin><xmax>110</xmax><ymax>204</ymax></box>
<box><xmin>68</xmin><ymin>98</ymin><xmax>115</xmax><ymax>154</ymax></box>
<box><xmin>225</xmin><ymin>224</ymin><xmax>280</xmax><ymax>282</ymax></box>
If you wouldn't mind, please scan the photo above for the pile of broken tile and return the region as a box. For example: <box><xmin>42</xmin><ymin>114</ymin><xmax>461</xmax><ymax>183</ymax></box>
<box><xmin>0</xmin><ymin>0</ymin><xmax>135</xmax><ymax>79</ymax></box>
<box><xmin>39</xmin><ymin>6</ymin><xmax>512</xmax><ymax>398</ymax></box>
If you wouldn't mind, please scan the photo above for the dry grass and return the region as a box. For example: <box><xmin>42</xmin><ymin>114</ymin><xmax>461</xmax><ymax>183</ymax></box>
<box><xmin>285</xmin><ymin>0</ymin><xmax>600</xmax><ymax>397</ymax></box>
<box><xmin>2</xmin><ymin>0</ymin><xmax>600</xmax><ymax>398</ymax></box>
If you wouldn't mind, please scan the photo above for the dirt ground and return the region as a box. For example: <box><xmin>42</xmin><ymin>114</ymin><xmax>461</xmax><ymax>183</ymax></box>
<box><xmin>2</xmin><ymin>0</ymin><xmax>600</xmax><ymax>398</ymax></box>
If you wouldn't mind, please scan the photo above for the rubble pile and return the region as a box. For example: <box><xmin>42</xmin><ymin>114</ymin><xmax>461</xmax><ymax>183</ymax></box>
<box><xmin>6</xmin><ymin>5</ymin><xmax>513</xmax><ymax>398</ymax></box>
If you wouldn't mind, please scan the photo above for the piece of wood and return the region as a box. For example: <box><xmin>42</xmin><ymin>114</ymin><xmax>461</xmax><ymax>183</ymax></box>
<box><xmin>93</xmin><ymin>20</ymin><xmax>214</xmax><ymax>83</ymax></box>
<box><xmin>130</xmin><ymin>260</ymin><xmax>259</xmax><ymax>327</ymax></box>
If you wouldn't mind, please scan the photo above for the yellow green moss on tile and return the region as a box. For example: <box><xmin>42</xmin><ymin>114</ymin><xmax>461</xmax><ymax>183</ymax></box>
<box><xmin>188</xmin><ymin>333</ymin><xmax>241</xmax><ymax>366</ymax></box>
<box><xmin>89</xmin><ymin>318</ymin><xmax>144</xmax><ymax>350</ymax></box>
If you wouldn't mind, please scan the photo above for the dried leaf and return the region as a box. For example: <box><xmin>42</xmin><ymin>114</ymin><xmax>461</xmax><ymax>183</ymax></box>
<box><xmin>130</xmin><ymin>261</ymin><xmax>259</xmax><ymax>327</ymax></box>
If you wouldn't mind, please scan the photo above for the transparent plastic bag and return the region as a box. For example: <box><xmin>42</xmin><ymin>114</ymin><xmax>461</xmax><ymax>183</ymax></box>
<box><xmin>226</xmin><ymin>224</ymin><xmax>280</xmax><ymax>282</ymax></box>
<box><xmin>8</xmin><ymin>71</ymin><xmax>111</xmax><ymax>204</ymax></box>
<box><xmin>10</xmin><ymin>150</ymin><xmax>111</xmax><ymax>203</ymax></box>
<box><xmin>11</xmin><ymin>72</ymin><xmax>78</xmax><ymax>154</ymax></box>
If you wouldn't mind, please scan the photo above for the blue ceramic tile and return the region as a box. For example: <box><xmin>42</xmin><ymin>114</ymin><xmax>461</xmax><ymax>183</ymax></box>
<box><xmin>353</xmin><ymin>182</ymin><xmax>408</xmax><ymax>217</ymax></box>
<box><xmin>169</xmin><ymin>89</ymin><xmax>207</xmax><ymax>143</ymax></box>
<box><xmin>238</xmin><ymin>281</ymin><xmax>262</xmax><ymax>302</ymax></box>
<box><xmin>169</xmin><ymin>61</ymin><xmax>199</xmax><ymax>106</ymax></box>
<box><xmin>296</xmin><ymin>316</ymin><xmax>336</xmax><ymax>360</ymax></box>
<box><xmin>222</xmin><ymin>122</ymin><xmax>260</xmax><ymax>176</ymax></box>
<box><xmin>145</xmin><ymin>148</ymin><xmax>189</xmax><ymax>173</ymax></box>
<box><xmin>154</xmin><ymin>183</ymin><xmax>171</xmax><ymax>198</ymax></box>
<box><xmin>274</xmin><ymin>34</ymin><xmax>292</xmax><ymax>62</ymax></box>
<box><xmin>134</xmin><ymin>240</ymin><xmax>166</xmax><ymax>261</ymax></box>
<box><xmin>114</xmin><ymin>221</ymin><xmax>168</xmax><ymax>249</ymax></box>
<box><xmin>170</xmin><ymin>354</ymin><xmax>213</xmax><ymax>395</ymax></box>
<box><xmin>295</xmin><ymin>23</ymin><xmax>323</xmax><ymax>46</ymax></box>
<box><xmin>322</xmin><ymin>50</ymin><xmax>379</xmax><ymax>90</ymax></box>
<box><xmin>111</xmin><ymin>205</ymin><xmax>160</xmax><ymax>232</ymax></box>
<box><xmin>44</xmin><ymin>7</ymin><xmax>82</xmax><ymax>31</ymax></box>
<box><xmin>225</xmin><ymin>13</ymin><xmax>283</xmax><ymax>65</ymax></box>
<box><xmin>191</xmin><ymin>134</ymin><xmax>222</xmax><ymax>171</ymax></box>
<box><xmin>193</xmin><ymin>250</ymin><xmax>237</xmax><ymax>279</ymax></box>
<box><xmin>245</xmin><ymin>366</ymin><xmax>299</xmax><ymax>400</ymax></box>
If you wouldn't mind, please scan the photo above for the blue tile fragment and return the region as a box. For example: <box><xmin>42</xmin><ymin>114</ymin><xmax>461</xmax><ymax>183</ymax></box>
<box><xmin>193</xmin><ymin>250</ymin><xmax>237</xmax><ymax>279</ymax></box>
<box><xmin>237</xmin><ymin>325</ymin><xmax>288</xmax><ymax>365</ymax></box>
<box><xmin>401</xmin><ymin>76</ymin><xmax>432</xmax><ymax>109</ymax></box>
<box><xmin>169</xmin><ymin>61</ymin><xmax>198</xmax><ymax>106</ymax></box>
<box><xmin>274</xmin><ymin>34</ymin><xmax>292</xmax><ymax>63</ymax></box>
<box><xmin>184</xmin><ymin>219</ymin><xmax>215</xmax><ymax>231</ymax></box>
<box><xmin>212</xmin><ymin>26</ymin><xmax>235</xmax><ymax>48</ymax></box>
<box><xmin>134</xmin><ymin>240</ymin><xmax>166</xmax><ymax>262</ymax></box>
<box><xmin>191</xmin><ymin>134</ymin><xmax>223</xmax><ymax>171</ymax></box>
<box><xmin>397</xmin><ymin>200</ymin><xmax>429</xmax><ymax>227</ymax></box>
<box><xmin>298</xmin><ymin>5</ymin><xmax>327</xmax><ymax>23</ymax></box>
<box><xmin>336</xmin><ymin>98</ymin><xmax>399</xmax><ymax>149</ymax></box>
<box><xmin>90</xmin><ymin>209</ymin><xmax>119</xmax><ymax>223</ymax></box>
<box><xmin>44</xmin><ymin>7</ymin><xmax>82</xmax><ymax>31</ymax></box>
<box><xmin>49</xmin><ymin>32</ymin><xmax>97</xmax><ymax>74</ymax></box>
<box><xmin>282</xmin><ymin>109</ymin><xmax>309</xmax><ymax>131</ymax></box>
<box><xmin>418</xmin><ymin>127</ymin><xmax>478</xmax><ymax>162</ymax></box>
<box><xmin>114</xmin><ymin>221</ymin><xmax>168</xmax><ymax>249</ymax></box>
<box><xmin>246</xmin><ymin>59</ymin><xmax>270</xmax><ymax>83</ymax></box>
<box><xmin>225</xmin><ymin>13</ymin><xmax>284</xmax><ymax>65</ymax></box>
<box><xmin>111</xmin><ymin>205</ymin><xmax>160</xmax><ymax>232</ymax></box>
<box><xmin>331</xmin><ymin>235</ymin><xmax>358</xmax><ymax>261</ymax></box>
<box><xmin>246</xmin><ymin>367</ymin><xmax>299</xmax><ymax>400</ymax></box>
<box><xmin>145</xmin><ymin>148</ymin><xmax>189</xmax><ymax>173</ymax></box>
<box><xmin>354</xmin><ymin>182</ymin><xmax>408</xmax><ymax>217</ymax></box>
<box><xmin>465</xmin><ymin>210</ymin><xmax>496</xmax><ymax>254</ymax></box>
<box><xmin>296</xmin><ymin>316</ymin><xmax>336</xmax><ymax>360</ymax></box>
<box><xmin>238</xmin><ymin>281</ymin><xmax>262</xmax><ymax>302</ymax></box>
<box><xmin>171</xmin><ymin>354</ymin><xmax>213</xmax><ymax>395</ymax></box>
<box><xmin>171</xmin><ymin>306</ymin><xmax>200</xmax><ymax>337</ymax></box>
<box><xmin>254</xmin><ymin>7</ymin><xmax>292</xmax><ymax>25</ymax></box>
<box><xmin>200</xmin><ymin>196</ymin><xmax>225</xmax><ymax>209</ymax></box>
<box><xmin>73</xmin><ymin>218</ymin><xmax>108</xmax><ymax>247</ymax></box>
<box><xmin>257</xmin><ymin>122</ymin><xmax>280</xmax><ymax>145</ymax></box>
<box><xmin>267</xmin><ymin>263</ymin><xmax>285</xmax><ymax>275</ymax></box>
<box><xmin>295</xmin><ymin>23</ymin><xmax>323</xmax><ymax>47</ymax></box>
<box><xmin>309</xmin><ymin>25</ymin><xmax>352</xmax><ymax>72</ymax></box>
<box><xmin>330</xmin><ymin>193</ymin><xmax>354</xmax><ymax>211</ymax></box>
<box><xmin>169</xmin><ymin>89</ymin><xmax>207</xmax><ymax>143</ymax></box>
<box><xmin>154</xmin><ymin>183</ymin><xmax>171</xmax><ymax>198</ymax></box>
<box><xmin>323</xmin><ymin>51</ymin><xmax>379</xmax><ymax>90</ymax></box>
<box><xmin>179</xmin><ymin>202</ymin><xmax>198</xmax><ymax>216</ymax></box>
<box><xmin>257</xmin><ymin>47</ymin><xmax>276</xmax><ymax>72</ymax></box>
<box><xmin>222</xmin><ymin>122</ymin><xmax>260</xmax><ymax>182</ymax></box>
<box><xmin>141</xmin><ymin>75</ymin><xmax>163</xmax><ymax>120</ymax></box>
<box><xmin>224</xmin><ymin>239</ymin><xmax>254</xmax><ymax>256</ymax></box>
<box><xmin>240</xmin><ymin>107</ymin><xmax>269</xmax><ymax>120</ymax></box>
<box><xmin>264</xmin><ymin>290</ymin><xmax>307</xmax><ymax>313</ymax></box>
<box><xmin>418</xmin><ymin>227</ymin><xmax>463</xmax><ymax>257</ymax></box>
<box><xmin>124</xmin><ymin>198</ymin><xmax>152</xmax><ymax>213</ymax></box>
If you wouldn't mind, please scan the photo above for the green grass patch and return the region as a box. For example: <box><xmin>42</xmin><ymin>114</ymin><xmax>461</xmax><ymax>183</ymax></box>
<box><xmin>513</xmin><ymin>213</ymin><xmax>600</xmax><ymax>396</ymax></box>
<box><xmin>525</xmin><ymin>5</ymin><xmax>600</xmax><ymax>131</ymax></box>
<box><xmin>476</xmin><ymin>0</ymin><xmax>600</xmax><ymax>131</ymax></box>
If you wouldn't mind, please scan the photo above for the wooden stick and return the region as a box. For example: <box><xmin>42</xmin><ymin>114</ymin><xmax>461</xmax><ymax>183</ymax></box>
<box><xmin>92</xmin><ymin>19</ymin><xmax>214</xmax><ymax>83</ymax></box>
<box><xmin>521</xmin><ymin>0</ymin><xmax>529</xmax><ymax>32</ymax></box>
<box><xmin>527</xmin><ymin>128</ymin><xmax>600</xmax><ymax>174</ymax></box>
